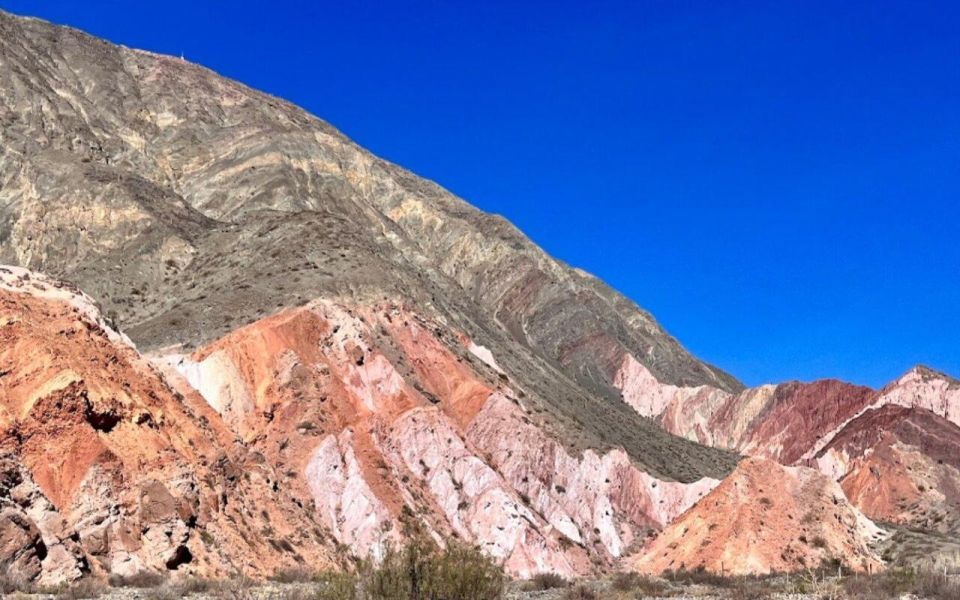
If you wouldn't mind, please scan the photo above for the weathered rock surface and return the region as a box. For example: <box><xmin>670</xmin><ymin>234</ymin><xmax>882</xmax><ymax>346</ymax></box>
<box><xmin>0</xmin><ymin>8</ymin><xmax>754</xmax><ymax>581</ymax></box>
<box><xmin>626</xmin><ymin>458</ymin><xmax>885</xmax><ymax>576</ymax></box>
<box><xmin>627</xmin><ymin>365</ymin><xmax>960</xmax><ymax>541</ymax></box>
<box><xmin>816</xmin><ymin>405</ymin><xmax>960</xmax><ymax>535</ymax></box>
<box><xmin>0</xmin><ymin>267</ymin><xmax>337</xmax><ymax>583</ymax></box>
<box><xmin>0</xmin><ymin>8</ymin><xmax>739</xmax><ymax>484</ymax></box>
<box><xmin>152</xmin><ymin>299</ymin><xmax>721</xmax><ymax>577</ymax></box>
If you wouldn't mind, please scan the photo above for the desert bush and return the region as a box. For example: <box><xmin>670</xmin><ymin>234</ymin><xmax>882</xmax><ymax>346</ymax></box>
<box><xmin>310</xmin><ymin>539</ymin><xmax>505</xmax><ymax>600</ymax></box>
<box><xmin>357</xmin><ymin>539</ymin><xmax>504</xmax><ymax>600</ymax></box>
<box><xmin>662</xmin><ymin>567</ymin><xmax>730</xmax><ymax>587</ymax></box>
<box><xmin>314</xmin><ymin>571</ymin><xmax>360</xmax><ymax>600</ymax></box>
<box><xmin>563</xmin><ymin>584</ymin><xmax>597</xmax><ymax>600</ymax></box>
<box><xmin>54</xmin><ymin>579</ymin><xmax>107</xmax><ymax>599</ymax></box>
<box><xmin>842</xmin><ymin>571</ymin><xmax>909</xmax><ymax>599</ymax></box>
<box><xmin>141</xmin><ymin>576</ymin><xmax>216</xmax><ymax>600</ymax></box>
<box><xmin>610</xmin><ymin>571</ymin><xmax>669</xmax><ymax>595</ymax></box>
<box><xmin>914</xmin><ymin>570</ymin><xmax>960</xmax><ymax>600</ymax></box>
<box><xmin>726</xmin><ymin>578</ymin><xmax>773</xmax><ymax>600</ymax></box>
<box><xmin>523</xmin><ymin>571</ymin><xmax>569</xmax><ymax>590</ymax></box>
<box><xmin>207</xmin><ymin>574</ymin><xmax>255</xmax><ymax>600</ymax></box>
<box><xmin>841</xmin><ymin>568</ymin><xmax>960</xmax><ymax>600</ymax></box>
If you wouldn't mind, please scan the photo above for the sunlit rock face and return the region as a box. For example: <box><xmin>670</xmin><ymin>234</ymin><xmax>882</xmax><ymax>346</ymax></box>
<box><xmin>152</xmin><ymin>300</ymin><xmax>720</xmax><ymax>577</ymax></box>
<box><xmin>0</xmin><ymin>267</ymin><xmax>337</xmax><ymax>584</ymax></box>
<box><xmin>0</xmin><ymin>11</ymin><xmax>745</xmax><ymax>577</ymax></box>
<box><xmin>626</xmin><ymin>458</ymin><xmax>886</xmax><ymax>576</ymax></box>
<box><xmin>0</xmin><ymin>7</ymin><xmax>738</xmax><ymax>490</ymax></box>
<box><xmin>625</xmin><ymin>360</ymin><xmax>960</xmax><ymax>538</ymax></box>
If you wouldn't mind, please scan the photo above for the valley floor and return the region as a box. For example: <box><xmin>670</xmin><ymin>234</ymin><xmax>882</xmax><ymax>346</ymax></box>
<box><xmin>7</xmin><ymin>571</ymin><xmax>960</xmax><ymax>600</ymax></box>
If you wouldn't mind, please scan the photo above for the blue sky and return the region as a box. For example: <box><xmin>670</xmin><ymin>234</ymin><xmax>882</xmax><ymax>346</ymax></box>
<box><xmin>3</xmin><ymin>1</ymin><xmax>958</xmax><ymax>388</ymax></box>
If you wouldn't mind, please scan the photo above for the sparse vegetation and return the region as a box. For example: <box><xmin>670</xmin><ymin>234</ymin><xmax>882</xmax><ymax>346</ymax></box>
<box><xmin>610</xmin><ymin>571</ymin><xmax>670</xmax><ymax>595</ymax></box>
<box><xmin>843</xmin><ymin>568</ymin><xmax>960</xmax><ymax>600</ymax></box>
<box><xmin>353</xmin><ymin>539</ymin><xmax>504</xmax><ymax>600</ymax></box>
<box><xmin>523</xmin><ymin>572</ymin><xmax>569</xmax><ymax>591</ymax></box>
<box><xmin>563</xmin><ymin>584</ymin><xmax>598</xmax><ymax>600</ymax></box>
<box><xmin>107</xmin><ymin>571</ymin><xmax>166</xmax><ymax>588</ymax></box>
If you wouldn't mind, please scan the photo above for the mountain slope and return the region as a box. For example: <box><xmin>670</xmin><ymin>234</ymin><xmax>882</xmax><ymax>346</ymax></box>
<box><xmin>0</xmin><ymin>267</ymin><xmax>338</xmax><ymax>582</ymax></box>
<box><xmin>626</xmin><ymin>458</ymin><xmax>885</xmax><ymax>576</ymax></box>
<box><xmin>0</xmin><ymin>8</ymin><xmax>739</xmax><ymax>482</ymax></box>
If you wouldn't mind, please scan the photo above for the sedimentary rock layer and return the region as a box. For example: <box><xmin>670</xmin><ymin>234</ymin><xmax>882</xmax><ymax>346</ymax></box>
<box><xmin>626</xmin><ymin>458</ymin><xmax>885</xmax><ymax>576</ymax></box>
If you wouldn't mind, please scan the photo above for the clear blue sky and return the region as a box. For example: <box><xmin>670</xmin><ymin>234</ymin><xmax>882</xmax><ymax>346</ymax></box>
<box><xmin>4</xmin><ymin>1</ymin><xmax>958</xmax><ymax>388</ymax></box>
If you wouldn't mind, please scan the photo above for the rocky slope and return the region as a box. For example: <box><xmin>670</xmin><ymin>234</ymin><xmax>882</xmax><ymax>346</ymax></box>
<box><xmin>0</xmin><ymin>267</ymin><xmax>338</xmax><ymax>583</ymax></box>
<box><xmin>150</xmin><ymin>298</ymin><xmax>722</xmax><ymax>577</ymax></box>
<box><xmin>0</xmin><ymin>8</ymin><xmax>740</xmax><ymax>483</ymax></box>
<box><xmin>816</xmin><ymin>404</ymin><xmax>960</xmax><ymax>535</ymax></box>
<box><xmin>618</xmin><ymin>360</ymin><xmax>960</xmax><ymax>544</ymax></box>
<box><xmin>626</xmin><ymin>458</ymin><xmax>886</xmax><ymax>576</ymax></box>
<box><xmin>0</xmin><ymin>9</ymin><xmax>748</xmax><ymax>584</ymax></box>
<box><xmin>1</xmin><ymin>7</ymin><xmax>957</xmax><ymax>584</ymax></box>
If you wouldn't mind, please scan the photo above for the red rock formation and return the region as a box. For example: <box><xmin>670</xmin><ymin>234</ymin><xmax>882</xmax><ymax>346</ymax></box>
<box><xmin>153</xmin><ymin>300</ymin><xmax>720</xmax><ymax>577</ymax></box>
<box><xmin>816</xmin><ymin>405</ymin><xmax>960</xmax><ymax>532</ymax></box>
<box><xmin>0</xmin><ymin>267</ymin><xmax>336</xmax><ymax>583</ymax></box>
<box><xmin>626</xmin><ymin>458</ymin><xmax>885</xmax><ymax>576</ymax></box>
<box><xmin>625</xmin><ymin>358</ymin><xmax>960</xmax><ymax>538</ymax></box>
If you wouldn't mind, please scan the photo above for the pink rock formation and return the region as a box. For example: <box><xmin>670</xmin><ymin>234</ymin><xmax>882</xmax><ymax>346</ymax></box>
<box><xmin>154</xmin><ymin>300</ymin><xmax>720</xmax><ymax>577</ymax></box>
<box><xmin>626</xmin><ymin>458</ymin><xmax>885</xmax><ymax>576</ymax></box>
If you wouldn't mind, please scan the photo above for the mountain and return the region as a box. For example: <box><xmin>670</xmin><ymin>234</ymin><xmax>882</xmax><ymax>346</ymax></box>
<box><xmin>0</xmin><ymin>8</ymin><xmax>739</xmax><ymax>481</ymax></box>
<box><xmin>2</xmin><ymin>8</ymin><xmax>956</xmax><ymax>586</ymax></box>
<box><xmin>617</xmin><ymin>356</ymin><xmax>960</xmax><ymax>563</ymax></box>
<box><xmin>0</xmin><ymin>9</ymin><xmax>744</xmax><ymax>583</ymax></box>
<box><xmin>626</xmin><ymin>458</ymin><xmax>885</xmax><ymax>576</ymax></box>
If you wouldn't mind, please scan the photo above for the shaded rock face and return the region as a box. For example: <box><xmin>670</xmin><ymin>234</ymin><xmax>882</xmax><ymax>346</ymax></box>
<box><xmin>0</xmin><ymin>8</ymin><xmax>739</xmax><ymax>482</ymax></box>
<box><xmin>626</xmin><ymin>458</ymin><xmax>886</xmax><ymax>576</ymax></box>
<box><xmin>151</xmin><ymin>300</ymin><xmax>721</xmax><ymax>577</ymax></box>
<box><xmin>0</xmin><ymin>267</ymin><xmax>337</xmax><ymax>583</ymax></box>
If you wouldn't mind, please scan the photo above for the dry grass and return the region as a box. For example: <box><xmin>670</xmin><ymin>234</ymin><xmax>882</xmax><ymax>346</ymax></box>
<box><xmin>610</xmin><ymin>571</ymin><xmax>671</xmax><ymax>596</ymax></box>
<box><xmin>843</xmin><ymin>568</ymin><xmax>960</xmax><ymax>600</ymax></box>
<box><xmin>563</xmin><ymin>584</ymin><xmax>598</xmax><ymax>600</ymax></box>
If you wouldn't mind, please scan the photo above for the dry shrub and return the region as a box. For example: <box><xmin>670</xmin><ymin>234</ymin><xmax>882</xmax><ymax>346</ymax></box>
<box><xmin>357</xmin><ymin>539</ymin><xmax>504</xmax><ymax>600</ymax></box>
<box><xmin>53</xmin><ymin>579</ymin><xmax>107</xmax><ymax>599</ymax></box>
<box><xmin>726</xmin><ymin>578</ymin><xmax>773</xmax><ymax>600</ymax></box>
<box><xmin>310</xmin><ymin>539</ymin><xmax>505</xmax><ymax>600</ymax></box>
<box><xmin>914</xmin><ymin>570</ymin><xmax>960</xmax><ymax>600</ymax></box>
<box><xmin>844</xmin><ymin>568</ymin><xmax>960</xmax><ymax>600</ymax></box>
<box><xmin>314</xmin><ymin>571</ymin><xmax>360</xmax><ymax>600</ymax></box>
<box><xmin>269</xmin><ymin>567</ymin><xmax>323</xmax><ymax>583</ymax></box>
<box><xmin>523</xmin><ymin>571</ymin><xmax>569</xmax><ymax>590</ymax></box>
<box><xmin>662</xmin><ymin>567</ymin><xmax>730</xmax><ymax>587</ymax></box>
<box><xmin>611</xmin><ymin>571</ymin><xmax>670</xmax><ymax>595</ymax></box>
<box><xmin>563</xmin><ymin>584</ymin><xmax>597</xmax><ymax>600</ymax></box>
